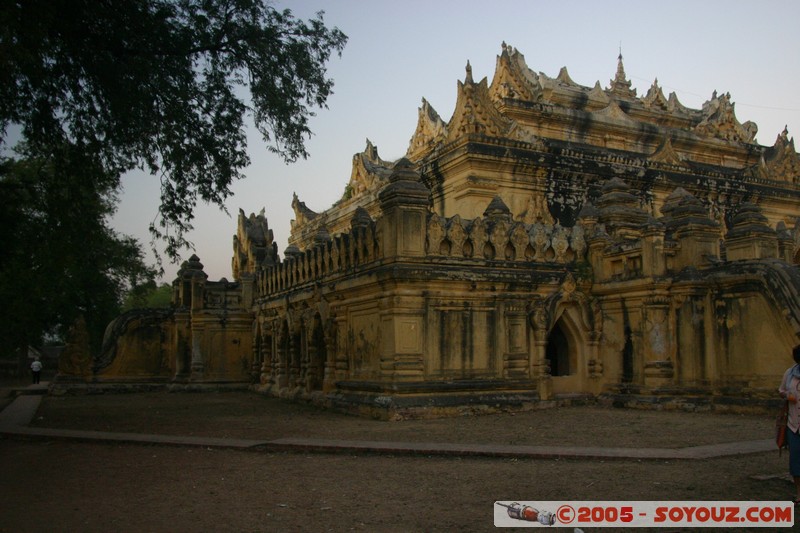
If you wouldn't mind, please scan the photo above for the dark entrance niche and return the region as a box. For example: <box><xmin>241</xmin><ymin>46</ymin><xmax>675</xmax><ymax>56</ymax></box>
<box><xmin>308</xmin><ymin>314</ymin><xmax>326</xmax><ymax>391</ymax></box>
<box><xmin>622</xmin><ymin>325</ymin><xmax>634</xmax><ymax>383</ymax></box>
<box><xmin>546</xmin><ymin>321</ymin><xmax>570</xmax><ymax>376</ymax></box>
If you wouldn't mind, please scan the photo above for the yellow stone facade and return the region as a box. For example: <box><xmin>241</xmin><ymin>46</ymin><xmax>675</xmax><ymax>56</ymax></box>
<box><xmin>90</xmin><ymin>44</ymin><xmax>800</xmax><ymax>416</ymax></box>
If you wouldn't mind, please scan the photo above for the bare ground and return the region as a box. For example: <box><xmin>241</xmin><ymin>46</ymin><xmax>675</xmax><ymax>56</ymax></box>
<box><xmin>0</xmin><ymin>390</ymin><xmax>795</xmax><ymax>532</ymax></box>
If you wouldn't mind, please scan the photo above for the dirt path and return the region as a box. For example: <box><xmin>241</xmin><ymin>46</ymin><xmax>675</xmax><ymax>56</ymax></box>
<box><xmin>0</xmin><ymin>391</ymin><xmax>793</xmax><ymax>532</ymax></box>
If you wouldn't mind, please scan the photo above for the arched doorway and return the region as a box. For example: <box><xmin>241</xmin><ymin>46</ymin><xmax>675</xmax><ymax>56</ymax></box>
<box><xmin>622</xmin><ymin>325</ymin><xmax>634</xmax><ymax>383</ymax></box>
<box><xmin>546</xmin><ymin>315</ymin><xmax>583</xmax><ymax>395</ymax></box>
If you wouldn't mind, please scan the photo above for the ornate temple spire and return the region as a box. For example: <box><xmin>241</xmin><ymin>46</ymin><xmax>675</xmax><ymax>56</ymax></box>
<box><xmin>615</xmin><ymin>51</ymin><xmax>626</xmax><ymax>81</ymax></box>
<box><xmin>608</xmin><ymin>51</ymin><xmax>637</xmax><ymax>99</ymax></box>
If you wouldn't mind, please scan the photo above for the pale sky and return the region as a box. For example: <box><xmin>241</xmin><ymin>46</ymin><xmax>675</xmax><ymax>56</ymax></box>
<box><xmin>111</xmin><ymin>0</ymin><xmax>800</xmax><ymax>282</ymax></box>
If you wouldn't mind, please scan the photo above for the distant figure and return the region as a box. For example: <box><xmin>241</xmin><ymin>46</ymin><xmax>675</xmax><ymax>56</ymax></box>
<box><xmin>778</xmin><ymin>344</ymin><xmax>800</xmax><ymax>504</ymax></box>
<box><xmin>30</xmin><ymin>357</ymin><xmax>42</xmax><ymax>384</ymax></box>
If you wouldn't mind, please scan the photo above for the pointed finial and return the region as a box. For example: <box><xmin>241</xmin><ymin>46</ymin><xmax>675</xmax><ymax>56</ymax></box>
<box><xmin>465</xmin><ymin>60</ymin><xmax>473</xmax><ymax>83</ymax></box>
<box><xmin>616</xmin><ymin>50</ymin><xmax>626</xmax><ymax>80</ymax></box>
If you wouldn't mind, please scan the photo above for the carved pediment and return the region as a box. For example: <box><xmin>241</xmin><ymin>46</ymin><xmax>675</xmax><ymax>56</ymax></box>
<box><xmin>406</xmin><ymin>98</ymin><xmax>448</xmax><ymax>161</ymax></box>
<box><xmin>642</xmin><ymin>79</ymin><xmax>669</xmax><ymax>110</ymax></box>
<box><xmin>233</xmin><ymin>208</ymin><xmax>277</xmax><ymax>279</ymax></box>
<box><xmin>556</xmin><ymin>66</ymin><xmax>579</xmax><ymax>87</ymax></box>
<box><xmin>592</xmin><ymin>99</ymin><xmax>637</xmax><ymax>126</ymax></box>
<box><xmin>587</xmin><ymin>81</ymin><xmax>611</xmax><ymax>107</ymax></box>
<box><xmin>649</xmin><ymin>136</ymin><xmax>685</xmax><ymax>167</ymax></box>
<box><xmin>489</xmin><ymin>42</ymin><xmax>542</xmax><ymax>104</ymax></box>
<box><xmin>447</xmin><ymin>62</ymin><xmax>513</xmax><ymax>142</ymax></box>
<box><xmin>757</xmin><ymin>127</ymin><xmax>800</xmax><ymax>183</ymax></box>
<box><xmin>667</xmin><ymin>92</ymin><xmax>690</xmax><ymax>115</ymax></box>
<box><xmin>347</xmin><ymin>139</ymin><xmax>393</xmax><ymax>199</ymax></box>
<box><xmin>290</xmin><ymin>193</ymin><xmax>319</xmax><ymax>231</ymax></box>
<box><xmin>695</xmin><ymin>91</ymin><xmax>757</xmax><ymax>143</ymax></box>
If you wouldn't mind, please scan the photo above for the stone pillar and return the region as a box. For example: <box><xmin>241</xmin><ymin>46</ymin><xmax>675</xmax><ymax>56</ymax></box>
<box><xmin>379</xmin><ymin>296</ymin><xmax>425</xmax><ymax>382</ymax></box>
<box><xmin>707</xmin><ymin>296</ymin><xmax>722</xmax><ymax>390</ymax></box>
<box><xmin>376</xmin><ymin>158</ymin><xmax>430</xmax><ymax>260</ymax></box>
<box><xmin>259</xmin><ymin>322</ymin><xmax>272</xmax><ymax>385</ymax></box>
<box><xmin>641</xmin><ymin>224</ymin><xmax>666</xmax><ymax>277</ymax></box>
<box><xmin>190</xmin><ymin>326</ymin><xmax>205</xmax><ymax>380</ymax></box>
<box><xmin>322</xmin><ymin>317</ymin><xmax>337</xmax><ymax>393</ymax></box>
<box><xmin>373</xmin><ymin>159</ymin><xmax>429</xmax><ymax>383</ymax></box>
<box><xmin>504</xmin><ymin>302</ymin><xmax>529</xmax><ymax>379</ymax></box>
<box><xmin>240</xmin><ymin>273</ymin><xmax>254</xmax><ymax>309</ymax></box>
<box><xmin>529</xmin><ymin>306</ymin><xmax>551</xmax><ymax>399</ymax></box>
<box><xmin>187</xmin><ymin>258</ymin><xmax>208</xmax><ymax>381</ymax></box>
<box><xmin>642</xmin><ymin>296</ymin><xmax>674</xmax><ymax>389</ymax></box>
<box><xmin>777</xmin><ymin>222</ymin><xmax>795</xmax><ymax>262</ymax></box>
<box><xmin>300</xmin><ymin>319</ymin><xmax>312</xmax><ymax>391</ymax></box>
<box><xmin>586</xmin><ymin>230</ymin><xmax>610</xmax><ymax>282</ymax></box>
<box><xmin>173</xmin><ymin>310</ymin><xmax>191</xmax><ymax>381</ymax></box>
<box><xmin>275</xmin><ymin>323</ymin><xmax>289</xmax><ymax>389</ymax></box>
<box><xmin>661</xmin><ymin>189</ymin><xmax>720</xmax><ymax>269</ymax></box>
<box><xmin>251</xmin><ymin>319</ymin><xmax>262</xmax><ymax>380</ymax></box>
<box><xmin>334</xmin><ymin>316</ymin><xmax>348</xmax><ymax>382</ymax></box>
<box><xmin>725</xmin><ymin>202</ymin><xmax>778</xmax><ymax>261</ymax></box>
<box><xmin>288</xmin><ymin>328</ymin><xmax>300</xmax><ymax>390</ymax></box>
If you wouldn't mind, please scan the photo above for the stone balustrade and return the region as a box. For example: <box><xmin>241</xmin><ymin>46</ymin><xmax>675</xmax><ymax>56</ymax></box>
<box><xmin>426</xmin><ymin>213</ymin><xmax>588</xmax><ymax>264</ymax></box>
<box><xmin>259</xmin><ymin>222</ymin><xmax>378</xmax><ymax>296</ymax></box>
<box><xmin>258</xmin><ymin>208</ymin><xmax>591</xmax><ymax>298</ymax></box>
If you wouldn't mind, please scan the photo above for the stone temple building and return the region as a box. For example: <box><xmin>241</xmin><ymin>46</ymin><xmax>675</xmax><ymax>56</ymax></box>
<box><xmin>84</xmin><ymin>44</ymin><xmax>800</xmax><ymax>418</ymax></box>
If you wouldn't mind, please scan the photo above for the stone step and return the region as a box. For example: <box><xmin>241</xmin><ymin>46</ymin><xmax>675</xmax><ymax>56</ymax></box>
<box><xmin>10</xmin><ymin>383</ymin><xmax>49</xmax><ymax>397</ymax></box>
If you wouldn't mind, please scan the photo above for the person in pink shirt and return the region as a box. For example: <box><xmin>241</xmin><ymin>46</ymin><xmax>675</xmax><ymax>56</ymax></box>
<box><xmin>778</xmin><ymin>345</ymin><xmax>800</xmax><ymax>504</ymax></box>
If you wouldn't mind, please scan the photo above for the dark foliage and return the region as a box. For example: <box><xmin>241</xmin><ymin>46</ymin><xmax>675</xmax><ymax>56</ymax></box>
<box><xmin>0</xmin><ymin>145</ymin><xmax>156</xmax><ymax>356</ymax></box>
<box><xmin>0</xmin><ymin>0</ymin><xmax>347</xmax><ymax>255</ymax></box>
<box><xmin>0</xmin><ymin>1</ymin><xmax>346</xmax><ymax>355</ymax></box>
